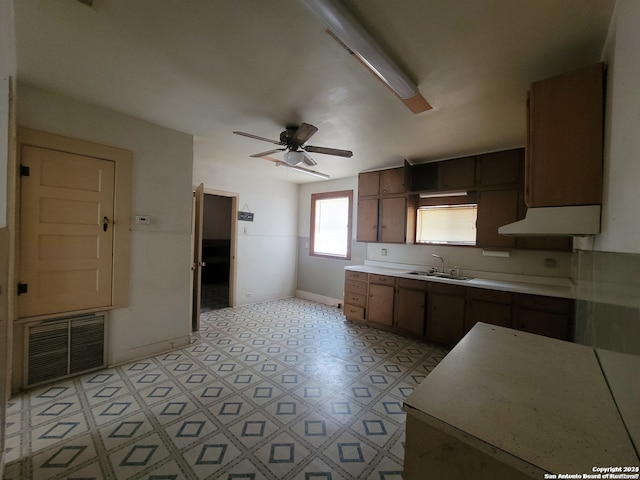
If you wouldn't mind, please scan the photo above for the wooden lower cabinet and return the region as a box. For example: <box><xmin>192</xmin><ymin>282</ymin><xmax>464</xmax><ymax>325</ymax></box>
<box><xmin>427</xmin><ymin>283</ymin><xmax>466</xmax><ymax>346</ymax></box>
<box><xmin>343</xmin><ymin>271</ymin><xmax>573</xmax><ymax>344</ymax></box>
<box><xmin>367</xmin><ymin>275</ymin><xmax>395</xmax><ymax>326</ymax></box>
<box><xmin>513</xmin><ymin>294</ymin><xmax>572</xmax><ymax>341</ymax></box>
<box><xmin>344</xmin><ymin>271</ymin><xmax>368</xmax><ymax>321</ymax></box>
<box><xmin>465</xmin><ymin>288</ymin><xmax>513</xmax><ymax>334</ymax></box>
<box><xmin>396</xmin><ymin>278</ymin><xmax>427</xmax><ymax>336</ymax></box>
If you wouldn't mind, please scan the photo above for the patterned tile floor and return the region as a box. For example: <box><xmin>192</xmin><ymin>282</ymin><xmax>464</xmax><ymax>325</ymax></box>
<box><xmin>3</xmin><ymin>298</ymin><xmax>448</xmax><ymax>480</ymax></box>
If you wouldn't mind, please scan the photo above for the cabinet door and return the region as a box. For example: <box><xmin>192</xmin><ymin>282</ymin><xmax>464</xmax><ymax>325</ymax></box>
<box><xmin>476</xmin><ymin>150</ymin><xmax>521</xmax><ymax>187</ymax></box>
<box><xmin>427</xmin><ymin>293</ymin><xmax>466</xmax><ymax>346</ymax></box>
<box><xmin>514</xmin><ymin>309</ymin><xmax>570</xmax><ymax>341</ymax></box>
<box><xmin>465</xmin><ymin>300</ymin><xmax>512</xmax><ymax>333</ymax></box>
<box><xmin>476</xmin><ymin>189</ymin><xmax>518</xmax><ymax>248</ymax></box>
<box><xmin>396</xmin><ymin>288</ymin><xmax>426</xmax><ymax>336</ymax></box>
<box><xmin>526</xmin><ymin>63</ymin><xmax>604</xmax><ymax>207</ymax></box>
<box><xmin>368</xmin><ymin>283</ymin><xmax>394</xmax><ymax>326</ymax></box>
<box><xmin>380</xmin><ymin>167</ymin><xmax>406</xmax><ymax>195</ymax></box>
<box><xmin>357</xmin><ymin>198</ymin><xmax>379</xmax><ymax>242</ymax></box>
<box><xmin>358</xmin><ymin>171</ymin><xmax>380</xmax><ymax>197</ymax></box>
<box><xmin>380</xmin><ymin>196</ymin><xmax>407</xmax><ymax>243</ymax></box>
<box><xmin>440</xmin><ymin>156</ymin><xmax>476</xmax><ymax>191</ymax></box>
<box><xmin>410</xmin><ymin>162</ymin><xmax>439</xmax><ymax>192</ymax></box>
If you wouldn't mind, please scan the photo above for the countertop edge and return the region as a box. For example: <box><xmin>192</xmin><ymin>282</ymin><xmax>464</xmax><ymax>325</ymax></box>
<box><xmin>345</xmin><ymin>265</ymin><xmax>574</xmax><ymax>299</ymax></box>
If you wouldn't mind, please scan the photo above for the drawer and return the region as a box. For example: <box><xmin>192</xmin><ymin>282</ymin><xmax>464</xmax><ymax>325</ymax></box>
<box><xmin>369</xmin><ymin>274</ymin><xmax>396</xmax><ymax>286</ymax></box>
<box><xmin>344</xmin><ymin>292</ymin><xmax>367</xmax><ymax>307</ymax></box>
<box><xmin>344</xmin><ymin>304</ymin><xmax>365</xmax><ymax>321</ymax></box>
<box><xmin>344</xmin><ymin>279</ymin><xmax>367</xmax><ymax>295</ymax></box>
<box><xmin>346</xmin><ymin>270</ymin><xmax>367</xmax><ymax>282</ymax></box>
<box><xmin>467</xmin><ymin>288</ymin><xmax>513</xmax><ymax>305</ymax></box>
<box><xmin>429</xmin><ymin>282</ymin><xmax>466</xmax><ymax>296</ymax></box>
<box><xmin>397</xmin><ymin>278</ymin><xmax>428</xmax><ymax>291</ymax></box>
<box><xmin>515</xmin><ymin>294</ymin><xmax>572</xmax><ymax>314</ymax></box>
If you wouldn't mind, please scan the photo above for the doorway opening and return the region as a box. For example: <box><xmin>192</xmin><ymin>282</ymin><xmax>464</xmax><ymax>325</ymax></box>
<box><xmin>200</xmin><ymin>193</ymin><xmax>234</xmax><ymax>312</ymax></box>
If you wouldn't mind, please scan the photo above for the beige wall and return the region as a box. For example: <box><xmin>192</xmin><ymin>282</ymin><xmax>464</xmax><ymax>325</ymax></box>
<box><xmin>16</xmin><ymin>84</ymin><xmax>194</xmax><ymax>368</ymax></box>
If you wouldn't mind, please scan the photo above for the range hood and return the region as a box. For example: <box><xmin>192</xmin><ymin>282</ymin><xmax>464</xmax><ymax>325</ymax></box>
<box><xmin>498</xmin><ymin>205</ymin><xmax>601</xmax><ymax>236</ymax></box>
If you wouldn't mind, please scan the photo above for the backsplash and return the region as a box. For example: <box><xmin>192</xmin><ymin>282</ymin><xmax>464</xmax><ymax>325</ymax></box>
<box><xmin>366</xmin><ymin>243</ymin><xmax>573</xmax><ymax>280</ymax></box>
<box><xmin>574</xmin><ymin>250</ymin><xmax>640</xmax><ymax>355</ymax></box>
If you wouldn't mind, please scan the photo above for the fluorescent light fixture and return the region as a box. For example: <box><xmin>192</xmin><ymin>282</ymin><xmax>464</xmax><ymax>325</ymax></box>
<box><xmin>419</xmin><ymin>191</ymin><xmax>468</xmax><ymax>199</ymax></box>
<box><xmin>299</xmin><ymin>0</ymin><xmax>431</xmax><ymax>113</ymax></box>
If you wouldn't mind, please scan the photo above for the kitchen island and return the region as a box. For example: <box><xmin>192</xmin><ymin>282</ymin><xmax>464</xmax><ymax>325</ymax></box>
<box><xmin>403</xmin><ymin>323</ymin><xmax>639</xmax><ymax>479</ymax></box>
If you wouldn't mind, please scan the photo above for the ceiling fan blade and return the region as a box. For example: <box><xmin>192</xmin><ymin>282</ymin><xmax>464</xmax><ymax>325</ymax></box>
<box><xmin>304</xmin><ymin>145</ymin><xmax>353</xmax><ymax>158</ymax></box>
<box><xmin>275</xmin><ymin>162</ymin><xmax>330</xmax><ymax>180</ymax></box>
<box><xmin>291</xmin><ymin>123</ymin><xmax>318</xmax><ymax>145</ymax></box>
<box><xmin>250</xmin><ymin>148</ymin><xmax>285</xmax><ymax>158</ymax></box>
<box><xmin>302</xmin><ymin>151</ymin><xmax>318</xmax><ymax>166</ymax></box>
<box><xmin>233</xmin><ymin>131</ymin><xmax>283</xmax><ymax>145</ymax></box>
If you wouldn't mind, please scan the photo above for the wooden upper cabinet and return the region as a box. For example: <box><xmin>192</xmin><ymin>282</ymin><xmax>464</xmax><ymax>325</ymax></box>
<box><xmin>380</xmin><ymin>167</ymin><xmax>406</xmax><ymax>195</ymax></box>
<box><xmin>409</xmin><ymin>162</ymin><xmax>439</xmax><ymax>192</ymax></box>
<box><xmin>476</xmin><ymin>189</ymin><xmax>518</xmax><ymax>248</ymax></box>
<box><xmin>476</xmin><ymin>150</ymin><xmax>522</xmax><ymax>187</ymax></box>
<box><xmin>526</xmin><ymin>62</ymin><xmax>604</xmax><ymax>207</ymax></box>
<box><xmin>440</xmin><ymin>156</ymin><xmax>476</xmax><ymax>191</ymax></box>
<box><xmin>356</xmin><ymin>198</ymin><xmax>379</xmax><ymax>242</ymax></box>
<box><xmin>358</xmin><ymin>171</ymin><xmax>380</xmax><ymax>197</ymax></box>
<box><xmin>380</xmin><ymin>196</ymin><xmax>407</xmax><ymax>243</ymax></box>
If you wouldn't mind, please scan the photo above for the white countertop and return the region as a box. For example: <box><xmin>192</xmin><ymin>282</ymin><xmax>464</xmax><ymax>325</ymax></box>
<box><xmin>345</xmin><ymin>264</ymin><xmax>574</xmax><ymax>299</ymax></box>
<box><xmin>403</xmin><ymin>323</ymin><xmax>639</xmax><ymax>475</ymax></box>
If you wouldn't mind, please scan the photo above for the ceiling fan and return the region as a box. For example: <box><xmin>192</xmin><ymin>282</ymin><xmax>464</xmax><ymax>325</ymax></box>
<box><xmin>233</xmin><ymin>123</ymin><xmax>353</xmax><ymax>179</ymax></box>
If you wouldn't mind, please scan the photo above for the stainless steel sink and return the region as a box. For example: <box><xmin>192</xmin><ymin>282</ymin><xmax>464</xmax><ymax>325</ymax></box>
<box><xmin>406</xmin><ymin>271</ymin><xmax>471</xmax><ymax>281</ymax></box>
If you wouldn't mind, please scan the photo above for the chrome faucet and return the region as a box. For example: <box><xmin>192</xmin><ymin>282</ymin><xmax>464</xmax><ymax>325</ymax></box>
<box><xmin>432</xmin><ymin>253</ymin><xmax>445</xmax><ymax>273</ymax></box>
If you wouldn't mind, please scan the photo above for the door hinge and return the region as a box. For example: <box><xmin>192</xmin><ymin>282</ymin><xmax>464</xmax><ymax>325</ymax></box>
<box><xmin>17</xmin><ymin>283</ymin><xmax>29</xmax><ymax>295</ymax></box>
<box><xmin>20</xmin><ymin>165</ymin><xmax>30</xmax><ymax>176</ymax></box>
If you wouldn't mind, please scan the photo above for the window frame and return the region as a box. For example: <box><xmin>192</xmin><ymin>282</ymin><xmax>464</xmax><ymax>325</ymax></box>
<box><xmin>309</xmin><ymin>190</ymin><xmax>354</xmax><ymax>260</ymax></box>
<box><xmin>415</xmin><ymin>192</ymin><xmax>478</xmax><ymax>246</ymax></box>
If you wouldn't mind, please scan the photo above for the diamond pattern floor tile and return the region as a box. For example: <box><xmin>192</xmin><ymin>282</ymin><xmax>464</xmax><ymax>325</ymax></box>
<box><xmin>4</xmin><ymin>297</ymin><xmax>448</xmax><ymax>479</ymax></box>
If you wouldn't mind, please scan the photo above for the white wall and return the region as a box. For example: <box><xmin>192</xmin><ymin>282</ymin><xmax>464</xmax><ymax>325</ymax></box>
<box><xmin>192</xmin><ymin>157</ymin><xmax>298</xmax><ymax>304</ymax></box>
<box><xmin>593</xmin><ymin>0</ymin><xmax>640</xmax><ymax>254</ymax></box>
<box><xmin>0</xmin><ymin>0</ymin><xmax>16</xmax><ymax>474</ymax></box>
<box><xmin>572</xmin><ymin>0</ymin><xmax>640</xmax><ymax>355</ymax></box>
<box><xmin>17</xmin><ymin>84</ymin><xmax>194</xmax><ymax>365</ymax></box>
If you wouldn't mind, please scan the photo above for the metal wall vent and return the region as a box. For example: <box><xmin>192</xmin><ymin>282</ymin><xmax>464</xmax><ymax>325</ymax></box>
<box><xmin>26</xmin><ymin>314</ymin><xmax>106</xmax><ymax>388</ymax></box>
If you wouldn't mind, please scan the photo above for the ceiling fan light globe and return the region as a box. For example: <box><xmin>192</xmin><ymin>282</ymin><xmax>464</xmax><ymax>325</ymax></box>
<box><xmin>284</xmin><ymin>151</ymin><xmax>304</xmax><ymax>166</ymax></box>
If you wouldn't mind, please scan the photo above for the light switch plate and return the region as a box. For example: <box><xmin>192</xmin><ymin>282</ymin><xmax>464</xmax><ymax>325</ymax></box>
<box><xmin>135</xmin><ymin>215</ymin><xmax>151</xmax><ymax>225</ymax></box>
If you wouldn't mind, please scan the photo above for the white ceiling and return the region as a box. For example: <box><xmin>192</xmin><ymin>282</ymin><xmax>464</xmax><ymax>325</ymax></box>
<box><xmin>14</xmin><ymin>0</ymin><xmax>615</xmax><ymax>183</ymax></box>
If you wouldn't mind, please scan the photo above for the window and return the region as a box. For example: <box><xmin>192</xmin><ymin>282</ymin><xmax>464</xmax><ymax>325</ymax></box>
<box><xmin>310</xmin><ymin>190</ymin><xmax>353</xmax><ymax>260</ymax></box>
<box><xmin>416</xmin><ymin>204</ymin><xmax>477</xmax><ymax>245</ymax></box>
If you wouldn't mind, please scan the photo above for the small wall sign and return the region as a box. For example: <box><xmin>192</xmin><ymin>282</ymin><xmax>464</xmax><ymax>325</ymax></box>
<box><xmin>238</xmin><ymin>211</ymin><xmax>254</xmax><ymax>222</ymax></box>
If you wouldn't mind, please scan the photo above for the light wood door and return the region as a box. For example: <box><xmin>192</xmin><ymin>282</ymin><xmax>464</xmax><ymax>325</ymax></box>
<box><xmin>191</xmin><ymin>183</ymin><xmax>204</xmax><ymax>332</ymax></box>
<box><xmin>19</xmin><ymin>146</ymin><xmax>115</xmax><ymax>317</ymax></box>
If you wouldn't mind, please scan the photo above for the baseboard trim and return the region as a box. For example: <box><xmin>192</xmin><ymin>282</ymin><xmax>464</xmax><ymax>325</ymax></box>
<box><xmin>108</xmin><ymin>334</ymin><xmax>191</xmax><ymax>367</ymax></box>
<box><xmin>296</xmin><ymin>290</ymin><xmax>343</xmax><ymax>308</ymax></box>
